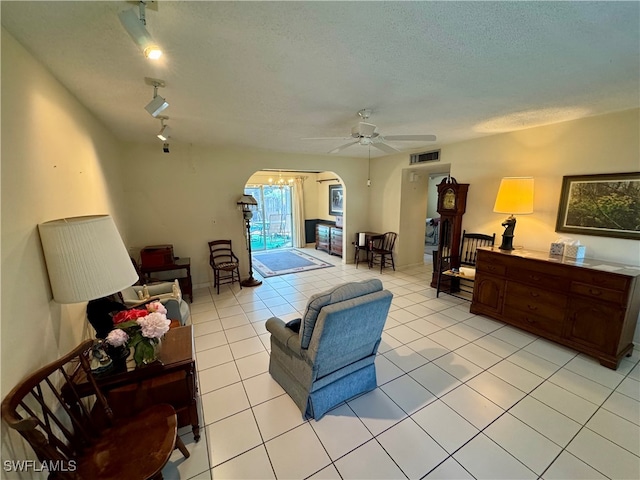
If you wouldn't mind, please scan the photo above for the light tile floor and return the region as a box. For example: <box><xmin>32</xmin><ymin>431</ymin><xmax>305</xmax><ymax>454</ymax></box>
<box><xmin>163</xmin><ymin>248</ymin><xmax>640</xmax><ymax>480</ymax></box>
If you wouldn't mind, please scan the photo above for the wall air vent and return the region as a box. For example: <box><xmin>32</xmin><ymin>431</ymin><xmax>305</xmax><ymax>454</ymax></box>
<box><xmin>409</xmin><ymin>149</ymin><xmax>440</xmax><ymax>165</ymax></box>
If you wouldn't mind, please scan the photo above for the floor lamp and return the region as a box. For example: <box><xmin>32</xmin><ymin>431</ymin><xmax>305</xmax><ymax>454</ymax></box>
<box><xmin>237</xmin><ymin>195</ymin><xmax>262</xmax><ymax>287</ymax></box>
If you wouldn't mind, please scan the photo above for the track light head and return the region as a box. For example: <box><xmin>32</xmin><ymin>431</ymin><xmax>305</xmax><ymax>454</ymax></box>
<box><xmin>143</xmin><ymin>45</ymin><xmax>163</xmax><ymax>60</ymax></box>
<box><xmin>157</xmin><ymin>121</ymin><xmax>171</xmax><ymax>141</ymax></box>
<box><xmin>144</xmin><ymin>78</ymin><xmax>168</xmax><ymax>117</ymax></box>
<box><xmin>146</xmin><ymin>95</ymin><xmax>168</xmax><ymax>117</ymax></box>
<box><xmin>118</xmin><ymin>5</ymin><xmax>163</xmax><ymax>60</ymax></box>
<box><xmin>156</xmin><ymin>115</ymin><xmax>170</xmax><ymax>140</ymax></box>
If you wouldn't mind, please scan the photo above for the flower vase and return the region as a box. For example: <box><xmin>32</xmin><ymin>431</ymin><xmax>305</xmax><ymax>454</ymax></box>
<box><xmin>134</xmin><ymin>339</ymin><xmax>162</xmax><ymax>367</ymax></box>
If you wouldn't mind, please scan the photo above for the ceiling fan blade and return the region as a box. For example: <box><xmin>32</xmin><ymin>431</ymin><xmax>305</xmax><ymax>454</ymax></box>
<box><xmin>302</xmin><ymin>137</ymin><xmax>352</xmax><ymax>140</ymax></box>
<box><xmin>382</xmin><ymin>134</ymin><xmax>437</xmax><ymax>142</ymax></box>
<box><xmin>328</xmin><ymin>141</ymin><xmax>359</xmax><ymax>154</ymax></box>
<box><xmin>372</xmin><ymin>142</ymin><xmax>400</xmax><ymax>154</ymax></box>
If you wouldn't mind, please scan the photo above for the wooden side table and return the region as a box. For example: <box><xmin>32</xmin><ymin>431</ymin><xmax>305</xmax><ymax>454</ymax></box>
<box><xmin>66</xmin><ymin>325</ymin><xmax>200</xmax><ymax>441</ymax></box>
<box><xmin>141</xmin><ymin>257</ymin><xmax>192</xmax><ymax>302</ymax></box>
<box><xmin>352</xmin><ymin>232</ymin><xmax>381</xmax><ymax>267</ymax></box>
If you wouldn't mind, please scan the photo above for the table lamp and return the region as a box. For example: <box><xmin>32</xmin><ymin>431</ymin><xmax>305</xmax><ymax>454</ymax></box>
<box><xmin>237</xmin><ymin>195</ymin><xmax>262</xmax><ymax>287</ymax></box>
<box><xmin>493</xmin><ymin>177</ymin><xmax>534</xmax><ymax>250</ymax></box>
<box><xmin>38</xmin><ymin>215</ymin><xmax>139</xmax><ymax>370</ymax></box>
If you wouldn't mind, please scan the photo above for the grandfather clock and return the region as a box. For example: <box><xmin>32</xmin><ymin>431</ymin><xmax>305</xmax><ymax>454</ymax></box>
<box><xmin>430</xmin><ymin>176</ymin><xmax>469</xmax><ymax>288</ymax></box>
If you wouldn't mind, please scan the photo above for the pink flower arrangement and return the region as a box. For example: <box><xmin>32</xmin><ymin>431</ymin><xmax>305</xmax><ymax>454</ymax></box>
<box><xmin>105</xmin><ymin>328</ymin><xmax>129</xmax><ymax>347</ymax></box>
<box><xmin>106</xmin><ymin>302</ymin><xmax>171</xmax><ymax>366</ymax></box>
<box><xmin>137</xmin><ymin>311</ymin><xmax>170</xmax><ymax>338</ymax></box>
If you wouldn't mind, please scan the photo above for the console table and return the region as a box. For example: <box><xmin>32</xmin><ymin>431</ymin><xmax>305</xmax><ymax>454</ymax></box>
<box><xmin>67</xmin><ymin>325</ymin><xmax>200</xmax><ymax>440</ymax></box>
<box><xmin>470</xmin><ymin>247</ymin><xmax>640</xmax><ymax>369</ymax></box>
<box><xmin>141</xmin><ymin>257</ymin><xmax>192</xmax><ymax>302</ymax></box>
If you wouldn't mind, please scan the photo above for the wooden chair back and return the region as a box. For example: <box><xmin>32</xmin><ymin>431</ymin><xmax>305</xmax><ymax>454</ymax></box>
<box><xmin>459</xmin><ymin>231</ymin><xmax>496</xmax><ymax>266</ymax></box>
<box><xmin>372</xmin><ymin>232</ymin><xmax>398</xmax><ymax>253</ymax></box>
<box><xmin>1</xmin><ymin>340</ymin><xmax>182</xmax><ymax>479</ymax></box>
<box><xmin>208</xmin><ymin>239</ymin><xmax>239</xmax><ymax>267</ymax></box>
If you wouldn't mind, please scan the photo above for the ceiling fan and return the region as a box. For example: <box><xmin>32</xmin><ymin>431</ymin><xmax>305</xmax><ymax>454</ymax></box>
<box><xmin>305</xmin><ymin>109</ymin><xmax>436</xmax><ymax>154</ymax></box>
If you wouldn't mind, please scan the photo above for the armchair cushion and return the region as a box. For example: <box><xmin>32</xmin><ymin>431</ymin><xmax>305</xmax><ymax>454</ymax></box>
<box><xmin>300</xmin><ymin>278</ymin><xmax>383</xmax><ymax>349</ymax></box>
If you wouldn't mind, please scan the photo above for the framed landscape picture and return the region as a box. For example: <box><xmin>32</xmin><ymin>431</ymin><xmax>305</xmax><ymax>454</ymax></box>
<box><xmin>555</xmin><ymin>172</ymin><xmax>640</xmax><ymax>240</ymax></box>
<box><xmin>329</xmin><ymin>184</ymin><xmax>344</xmax><ymax>216</ymax></box>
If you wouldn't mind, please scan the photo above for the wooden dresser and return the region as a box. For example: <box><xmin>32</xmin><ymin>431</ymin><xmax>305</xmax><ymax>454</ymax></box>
<box><xmin>471</xmin><ymin>247</ymin><xmax>640</xmax><ymax>369</ymax></box>
<box><xmin>316</xmin><ymin>223</ymin><xmax>343</xmax><ymax>257</ymax></box>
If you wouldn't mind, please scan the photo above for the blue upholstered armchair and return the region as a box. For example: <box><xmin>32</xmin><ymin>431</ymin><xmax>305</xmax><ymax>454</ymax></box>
<box><xmin>266</xmin><ymin>279</ymin><xmax>393</xmax><ymax>420</ymax></box>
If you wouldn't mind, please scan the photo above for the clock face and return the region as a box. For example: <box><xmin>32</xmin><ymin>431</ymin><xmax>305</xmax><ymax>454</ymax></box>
<box><xmin>443</xmin><ymin>189</ymin><xmax>456</xmax><ymax>210</ymax></box>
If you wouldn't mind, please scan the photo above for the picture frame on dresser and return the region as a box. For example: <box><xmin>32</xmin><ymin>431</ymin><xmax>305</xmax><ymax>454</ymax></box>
<box><xmin>329</xmin><ymin>184</ymin><xmax>344</xmax><ymax>216</ymax></box>
<box><xmin>555</xmin><ymin>172</ymin><xmax>640</xmax><ymax>240</ymax></box>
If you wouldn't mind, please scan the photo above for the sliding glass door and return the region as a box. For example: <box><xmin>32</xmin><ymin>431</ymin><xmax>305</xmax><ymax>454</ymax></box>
<box><xmin>245</xmin><ymin>185</ymin><xmax>293</xmax><ymax>251</ymax></box>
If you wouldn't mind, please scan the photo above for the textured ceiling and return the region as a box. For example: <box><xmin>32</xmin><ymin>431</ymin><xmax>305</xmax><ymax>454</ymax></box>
<box><xmin>2</xmin><ymin>1</ymin><xmax>639</xmax><ymax>157</ymax></box>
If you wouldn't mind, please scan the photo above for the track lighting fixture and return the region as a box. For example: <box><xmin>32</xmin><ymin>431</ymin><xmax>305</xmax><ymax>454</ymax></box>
<box><xmin>144</xmin><ymin>77</ymin><xmax>169</xmax><ymax>117</ymax></box>
<box><xmin>156</xmin><ymin>116</ymin><xmax>171</xmax><ymax>141</ymax></box>
<box><xmin>118</xmin><ymin>1</ymin><xmax>163</xmax><ymax>60</ymax></box>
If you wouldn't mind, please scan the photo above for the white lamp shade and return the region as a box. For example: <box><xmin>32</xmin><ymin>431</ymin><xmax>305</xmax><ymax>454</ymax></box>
<box><xmin>493</xmin><ymin>177</ymin><xmax>534</xmax><ymax>214</ymax></box>
<box><xmin>38</xmin><ymin>215</ymin><xmax>138</xmax><ymax>304</ymax></box>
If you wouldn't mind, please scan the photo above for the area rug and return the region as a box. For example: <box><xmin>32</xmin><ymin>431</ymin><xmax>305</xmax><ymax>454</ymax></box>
<box><xmin>252</xmin><ymin>249</ymin><xmax>333</xmax><ymax>278</ymax></box>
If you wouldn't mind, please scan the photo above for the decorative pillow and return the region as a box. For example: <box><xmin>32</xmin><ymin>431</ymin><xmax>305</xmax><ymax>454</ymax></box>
<box><xmin>299</xmin><ymin>279</ymin><xmax>383</xmax><ymax>349</ymax></box>
<box><xmin>285</xmin><ymin>318</ymin><xmax>301</xmax><ymax>333</ymax></box>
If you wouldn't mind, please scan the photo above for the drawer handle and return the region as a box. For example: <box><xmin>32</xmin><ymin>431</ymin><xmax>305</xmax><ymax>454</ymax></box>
<box><xmin>524</xmin><ymin>317</ymin><xmax>534</xmax><ymax>324</ymax></box>
<box><xmin>528</xmin><ymin>275</ymin><xmax>541</xmax><ymax>281</ymax></box>
<box><xmin>527</xmin><ymin>304</ymin><xmax>538</xmax><ymax>311</ymax></box>
<box><xmin>589</xmin><ymin>288</ymin><xmax>602</xmax><ymax>296</ymax></box>
<box><xmin>529</xmin><ymin>291</ymin><xmax>540</xmax><ymax>298</ymax></box>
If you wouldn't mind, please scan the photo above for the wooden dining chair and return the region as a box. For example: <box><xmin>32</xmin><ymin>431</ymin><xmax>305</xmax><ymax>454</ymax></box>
<box><xmin>208</xmin><ymin>239</ymin><xmax>242</xmax><ymax>294</ymax></box>
<box><xmin>369</xmin><ymin>232</ymin><xmax>398</xmax><ymax>273</ymax></box>
<box><xmin>1</xmin><ymin>339</ymin><xmax>188</xmax><ymax>479</ymax></box>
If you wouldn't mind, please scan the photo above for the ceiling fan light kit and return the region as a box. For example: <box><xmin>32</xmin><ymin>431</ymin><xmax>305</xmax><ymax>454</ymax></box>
<box><xmin>307</xmin><ymin>109</ymin><xmax>436</xmax><ymax>154</ymax></box>
<box><xmin>352</xmin><ymin>122</ymin><xmax>377</xmax><ymax>138</ymax></box>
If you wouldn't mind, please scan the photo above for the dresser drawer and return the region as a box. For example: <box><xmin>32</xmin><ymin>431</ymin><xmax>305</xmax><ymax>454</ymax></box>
<box><xmin>570</xmin><ymin>271</ymin><xmax>628</xmax><ymax>291</ymax></box>
<box><xmin>505</xmin><ymin>282</ymin><xmax>567</xmax><ymax>321</ymax></box>
<box><xmin>476</xmin><ymin>250</ymin><xmax>509</xmax><ymax>276</ymax></box>
<box><xmin>570</xmin><ymin>282</ymin><xmax>625</xmax><ymax>304</ymax></box>
<box><xmin>503</xmin><ymin>305</ymin><xmax>564</xmax><ymax>337</ymax></box>
<box><xmin>477</xmin><ymin>262</ymin><xmax>506</xmax><ymax>276</ymax></box>
<box><xmin>507</xmin><ymin>267</ymin><xmax>566</xmax><ymax>291</ymax></box>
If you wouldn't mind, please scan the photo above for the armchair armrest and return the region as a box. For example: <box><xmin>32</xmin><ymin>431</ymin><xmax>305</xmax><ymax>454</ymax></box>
<box><xmin>266</xmin><ymin>317</ymin><xmax>302</xmax><ymax>357</ymax></box>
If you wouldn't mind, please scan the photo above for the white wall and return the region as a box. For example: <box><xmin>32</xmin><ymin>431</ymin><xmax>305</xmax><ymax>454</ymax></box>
<box><xmin>118</xmin><ymin>144</ymin><xmax>369</xmax><ymax>287</ymax></box>
<box><xmin>1</xmin><ymin>29</ymin><xmax>128</xmax><ymax>474</ymax></box>
<box><xmin>371</xmin><ymin>109</ymin><xmax>640</xmax><ymax>268</ymax></box>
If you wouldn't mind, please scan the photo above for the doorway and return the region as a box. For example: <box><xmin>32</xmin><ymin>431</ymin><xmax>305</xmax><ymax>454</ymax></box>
<box><xmin>245</xmin><ymin>184</ymin><xmax>293</xmax><ymax>251</ymax></box>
